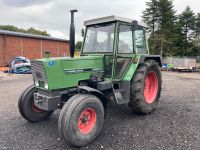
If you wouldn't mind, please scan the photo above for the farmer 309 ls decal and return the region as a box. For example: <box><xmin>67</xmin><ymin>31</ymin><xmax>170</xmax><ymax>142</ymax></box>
<box><xmin>18</xmin><ymin>11</ymin><xmax>162</xmax><ymax>147</ymax></box>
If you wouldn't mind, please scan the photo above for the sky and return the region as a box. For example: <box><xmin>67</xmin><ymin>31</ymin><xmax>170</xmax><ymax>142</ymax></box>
<box><xmin>0</xmin><ymin>0</ymin><xmax>199</xmax><ymax>41</ymax></box>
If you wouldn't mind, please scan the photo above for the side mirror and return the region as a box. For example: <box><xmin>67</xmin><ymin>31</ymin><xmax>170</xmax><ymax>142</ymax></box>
<box><xmin>81</xmin><ymin>28</ymin><xmax>85</xmax><ymax>37</ymax></box>
<box><xmin>131</xmin><ymin>20</ymin><xmax>138</xmax><ymax>31</ymax></box>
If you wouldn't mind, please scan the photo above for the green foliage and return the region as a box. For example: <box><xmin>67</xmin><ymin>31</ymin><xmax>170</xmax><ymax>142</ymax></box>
<box><xmin>178</xmin><ymin>6</ymin><xmax>196</xmax><ymax>55</ymax></box>
<box><xmin>0</xmin><ymin>25</ymin><xmax>50</xmax><ymax>36</ymax></box>
<box><xmin>143</xmin><ymin>0</ymin><xmax>176</xmax><ymax>57</ymax></box>
<box><xmin>172</xmin><ymin>21</ymin><xmax>185</xmax><ymax>55</ymax></box>
<box><xmin>142</xmin><ymin>1</ymin><xmax>200</xmax><ymax>57</ymax></box>
<box><xmin>158</xmin><ymin>0</ymin><xmax>176</xmax><ymax>30</ymax></box>
<box><xmin>142</xmin><ymin>0</ymin><xmax>159</xmax><ymax>37</ymax></box>
<box><xmin>179</xmin><ymin>6</ymin><xmax>195</xmax><ymax>37</ymax></box>
<box><xmin>156</xmin><ymin>0</ymin><xmax>176</xmax><ymax>57</ymax></box>
<box><xmin>194</xmin><ymin>13</ymin><xmax>200</xmax><ymax>48</ymax></box>
<box><xmin>195</xmin><ymin>13</ymin><xmax>200</xmax><ymax>36</ymax></box>
<box><xmin>75</xmin><ymin>41</ymin><xmax>82</xmax><ymax>52</ymax></box>
<box><xmin>26</xmin><ymin>27</ymin><xmax>50</xmax><ymax>36</ymax></box>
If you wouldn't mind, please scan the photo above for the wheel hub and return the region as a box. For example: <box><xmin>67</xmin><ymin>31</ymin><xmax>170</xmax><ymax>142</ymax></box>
<box><xmin>82</xmin><ymin>115</ymin><xmax>88</xmax><ymax>123</ymax></box>
<box><xmin>78</xmin><ymin>108</ymin><xmax>96</xmax><ymax>135</ymax></box>
<box><xmin>32</xmin><ymin>102</ymin><xmax>43</xmax><ymax>112</ymax></box>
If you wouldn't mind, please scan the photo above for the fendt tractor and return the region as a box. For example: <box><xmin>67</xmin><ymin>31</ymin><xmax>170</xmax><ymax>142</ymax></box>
<box><xmin>18</xmin><ymin>10</ymin><xmax>162</xmax><ymax>147</ymax></box>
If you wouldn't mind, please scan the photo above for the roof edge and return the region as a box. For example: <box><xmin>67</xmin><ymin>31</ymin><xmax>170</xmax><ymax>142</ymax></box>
<box><xmin>0</xmin><ymin>30</ymin><xmax>69</xmax><ymax>42</ymax></box>
<box><xmin>84</xmin><ymin>15</ymin><xmax>147</xmax><ymax>28</ymax></box>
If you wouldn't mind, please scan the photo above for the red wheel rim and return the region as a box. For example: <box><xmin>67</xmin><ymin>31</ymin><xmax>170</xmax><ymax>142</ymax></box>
<box><xmin>32</xmin><ymin>102</ymin><xmax>43</xmax><ymax>112</ymax></box>
<box><xmin>78</xmin><ymin>108</ymin><xmax>96</xmax><ymax>135</ymax></box>
<box><xmin>144</xmin><ymin>71</ymin><xmax>158</xmax><ymax>104</ymax></box>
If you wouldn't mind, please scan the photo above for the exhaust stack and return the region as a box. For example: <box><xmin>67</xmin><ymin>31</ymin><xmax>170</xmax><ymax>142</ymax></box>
<box><xmin>69</xmin><ymin>9</ymin><xmax>78</xmax><ymax>58</ymax></box>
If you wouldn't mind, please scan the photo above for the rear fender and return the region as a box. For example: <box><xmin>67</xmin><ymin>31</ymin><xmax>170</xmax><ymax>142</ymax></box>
<box><xmin>123</xmin><ymin>55</ymin><xmax>161</xmax><ymax>81</ymax></box>
<box><xmin>140</xmin><ymin>55</ymin><xmax>162</xmax><ymax>67</ymax></box>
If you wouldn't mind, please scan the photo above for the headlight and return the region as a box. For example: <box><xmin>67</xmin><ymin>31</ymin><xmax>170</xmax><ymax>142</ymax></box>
<box><xmin>44</xmin><ymin>82</ymin><xmax>48</xmax><ymax>89</ymax></box>
<box><xmin>35</xmin><ymin>80</ymin><xmax>39</xmax><ymax>86</ymax></box>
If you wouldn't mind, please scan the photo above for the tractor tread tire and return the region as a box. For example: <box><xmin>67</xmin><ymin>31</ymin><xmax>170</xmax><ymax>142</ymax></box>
<box><xmin>58</xmin><ymin>94</ymin><xmax>104</xmax><ymax>147</ymax></box>
<box><xmin>129</xmin><ymin>60</ymin><xmax>162</xmax><ymax>114</ymax></box>
<box><xmin>18</xmin><ymin>85</ymin><xmax>54</xmax><ymax>122</ymax></box>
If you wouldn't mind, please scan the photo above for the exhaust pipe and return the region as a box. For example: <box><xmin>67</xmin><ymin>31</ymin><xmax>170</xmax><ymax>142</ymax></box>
<box><xmin>69</xmin><ymin>9</ymin><xmax>78</xmax><ymax>58</ymax></box>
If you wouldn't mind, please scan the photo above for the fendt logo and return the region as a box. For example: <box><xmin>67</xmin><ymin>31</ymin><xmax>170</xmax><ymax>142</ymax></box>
<box><xmin>64</xmin><ymin>68</ymin><xmax>103</xmax><ymax>74</ymax></box>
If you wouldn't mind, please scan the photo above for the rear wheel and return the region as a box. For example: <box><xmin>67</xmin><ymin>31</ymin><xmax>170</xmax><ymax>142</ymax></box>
<box><xmin>18</xmin><ymin>85</ymin><xmax>54</xmax><ymax>122</ymax></box>
<box><xmin>129</xmin><ymin>60</ymin><xmax>162</xmax><ymax>114</ymax></box>
<box><xmin>58</xmin><ymin>94</ymin><xmax>104</xmax><ymax>147</ymax></box>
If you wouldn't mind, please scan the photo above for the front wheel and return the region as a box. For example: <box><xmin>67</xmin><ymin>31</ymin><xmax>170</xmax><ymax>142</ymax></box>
<box><xmin>58</xmin><ymin>94</ymin><xmax>104</xmax><ymax>147</ymax></box>
<box><xmin>18</xmin><ymin>85</ymin><xmax>54</xmax><ymax>122</ymax></box>
<box><xmin>129</xmin><ymin>60</ymin><xmax>162</xmax><ymax>114</ymax></box>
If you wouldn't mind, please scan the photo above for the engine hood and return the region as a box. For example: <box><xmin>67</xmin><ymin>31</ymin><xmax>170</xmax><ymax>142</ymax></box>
<box><xmin>31</xmin><ymin>55</ymin><xmax>104</xmax><ymax>90</ymax></box>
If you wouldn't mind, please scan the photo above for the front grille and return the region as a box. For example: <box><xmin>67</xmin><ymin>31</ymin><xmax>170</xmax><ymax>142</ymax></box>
<box><xmin>31</xmin><ymin>61</ymin><xmax>48</xmax><ymax>82</ymax></box>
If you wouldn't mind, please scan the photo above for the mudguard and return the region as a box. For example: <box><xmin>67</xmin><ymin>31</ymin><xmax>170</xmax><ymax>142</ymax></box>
<box><xmin>123</xmin><ymin>55</ymin><xmax>162</xmax><ymax>81</ymax></box>
<box><xmin>139</xmin><ymin>55</ymin><xmax>162</xmax><ymax>67</ymax></box>
<box><xmin>78</xmin><ymin>86</ymin><xmax>107</xmax><ymax>110</ymax></box>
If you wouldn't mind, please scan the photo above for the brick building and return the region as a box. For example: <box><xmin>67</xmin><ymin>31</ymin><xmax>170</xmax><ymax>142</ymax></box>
<box><xmin>0</xmin><ymin>30</ymin><xmax>70</xmax><ymax>67</ymax></box>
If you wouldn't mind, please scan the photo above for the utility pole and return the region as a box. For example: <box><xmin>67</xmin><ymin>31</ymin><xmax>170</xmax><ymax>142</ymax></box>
<box><xmin>160</xmin><ymin>38</ymin><xmax>164</xmax><ymax>59</ymax></box>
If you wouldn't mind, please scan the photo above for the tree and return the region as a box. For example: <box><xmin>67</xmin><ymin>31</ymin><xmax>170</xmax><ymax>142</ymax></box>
<box><xmin>142</xmin><ymin>0</ymin><xmax>159</xmax><ymax>38</ymax></box>
<box><xmin>157</xmin><ymin>0</ymin><xmax>176</xmax><ymax>31</ymax></box>
<box><xmin>26</xmin><ymin>27</ymin><xmax>50</xmax><ymax>36</ymax></box>
<box><xmin>75</xmin><ymin>41</ymin><xmax>82</xmax><ymax>51</ymax></box>
<box><xmin>155</xmin><ymin>0</ymin><xmax>176</xmax><ymax>57</ymax></box>
<box><xmin>194</xmin><ymin>13</ymin><xmax>200</xmax><ymax>47</ymax></box>
<box><xmin>144</xmin><ymin>0</ymin><xmax>176</xmax><ymax>57</ymax></box>
<box><xmin>142</xmin><ymin>1</ymin><xmax>200</xmax><ymax>57</ymax></box>
<box><xmin>0</xmin><ymin>25</ymin><xmax>50</xmax><ymax>36</ymax></box>
<box><xmin>172</xmin><ymin>21</ymin><xmax>185</xmax><ymax>55</ymax></box>
<box><xmin>179</xmin><ymin>6</ymin><xmax>196</xmax><ymax>55</ymax></box>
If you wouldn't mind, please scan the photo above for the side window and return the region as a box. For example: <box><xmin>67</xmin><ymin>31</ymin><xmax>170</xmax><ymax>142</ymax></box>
<box><xmin>135</xmin><ymin>29</ymin><xmax>147</xmax><ymax>54</ymax></box>
<box><xmin>118</xmin><ymin>25</ymin><xmax>133</xmax><ymax>53</ymax></box>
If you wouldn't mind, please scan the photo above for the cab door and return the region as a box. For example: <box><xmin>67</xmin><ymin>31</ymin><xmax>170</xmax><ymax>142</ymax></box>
<box><xmin>114</xmin><ymin>23</ymin><xmax>134</xmax><ymax>80</ymax></box>
<box><xmin>112</xmin><ymin>23</ymin><xmax>134</xmax><ymax>104</ymax></box>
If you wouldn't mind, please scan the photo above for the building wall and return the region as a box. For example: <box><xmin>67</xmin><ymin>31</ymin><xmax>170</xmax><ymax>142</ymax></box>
<box><xmin>5</xmin><ymin>36</ymin><xmax>22</xmax><ymax>65</ymax></box>
<box><xmin>22</xmin><ymin>37</ymin><xmax>41</xmax><ymax>60</ymax></box>
<box><xmin>0</xmin><ymin>34</ymin><xmax>69</xmax><ymax>67</ymax></box>
<box><xmin>0</xmin><ymin>35</ymin><xmax>3</xmax><ymax>66</ymax></box>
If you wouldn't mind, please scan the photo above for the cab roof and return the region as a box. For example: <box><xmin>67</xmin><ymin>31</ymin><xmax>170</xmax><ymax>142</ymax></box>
<box><xmin>84</xmin><ymin>15</ymin><xmax>147</xmax><ymax>28</ymax></box>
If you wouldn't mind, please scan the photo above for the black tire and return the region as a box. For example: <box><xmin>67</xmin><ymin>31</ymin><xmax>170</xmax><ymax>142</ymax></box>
<box><xmin>129</xmin><ymin>60</ymin><xmax>162</xmax><ymax>114</ymax></box>
<box><xmin>58</xmin><ymin>94</ymin><xmax>104</xmax><ymax>147</ymax></box>
<box><xmin>18</xmin><ymin>85</ymin><xmax>54</xmax><ymax>122</ymax></box>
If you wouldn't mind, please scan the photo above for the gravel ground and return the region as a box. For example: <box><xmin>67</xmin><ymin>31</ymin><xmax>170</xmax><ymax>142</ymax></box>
<box><xmin>0</xmin><ymin>71</ymin><xmax>200</xmax><ymax>150</ymax></box>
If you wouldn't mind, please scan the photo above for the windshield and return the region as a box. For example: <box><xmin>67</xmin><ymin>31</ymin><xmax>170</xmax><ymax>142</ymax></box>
<box><xmin>83</xmin><ymin>23</ymin><xmax>115</xmax><ymax>53</ymax></box>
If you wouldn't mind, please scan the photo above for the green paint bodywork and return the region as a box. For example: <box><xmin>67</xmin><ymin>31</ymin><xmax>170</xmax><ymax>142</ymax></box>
<box><xmin>33</xmin><ymin>54</ymin><xmax>143</xmax><ymax>90</ymax></box>
<box><xmin>35</xmin><ymin>56</ymin><xmax>104</xmax><ymax>90</ymax></box>
<box><xmin>123</xmin><ymin>55</ymin><xmax>141</xmax><ymax>81</ymax></box>
<box><xmin>31</xmin><ymin>19</ymin><xmax>159</xmax><ymax>91</ymax></box>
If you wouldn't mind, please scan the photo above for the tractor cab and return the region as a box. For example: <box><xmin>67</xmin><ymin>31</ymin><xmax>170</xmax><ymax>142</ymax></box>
<box><xmin>81</xmin><ymin>16</ymin><xmax>148</xmax><ymax>80</ymax></box>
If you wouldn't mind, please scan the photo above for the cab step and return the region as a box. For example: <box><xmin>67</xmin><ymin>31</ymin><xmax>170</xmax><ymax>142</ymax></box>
<box><xmin>113</xmin><ymin>81</ymin><xmax>130</xmax><ymax>105</ymax></box>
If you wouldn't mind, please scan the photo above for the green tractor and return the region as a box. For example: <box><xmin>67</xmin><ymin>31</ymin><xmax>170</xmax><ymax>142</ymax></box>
<box><xmin>18</xmin><ymin>11</ymin><xmax>162</xmax><ymax>147</ymax></box>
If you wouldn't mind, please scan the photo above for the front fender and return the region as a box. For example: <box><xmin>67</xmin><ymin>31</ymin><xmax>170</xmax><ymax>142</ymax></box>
<box><xmin>77</xmin><ymin>86</ymin><xmax>107</xmax><ymax>114</ymax></box>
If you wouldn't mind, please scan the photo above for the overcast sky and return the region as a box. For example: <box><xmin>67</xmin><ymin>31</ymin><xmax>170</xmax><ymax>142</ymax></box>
<box><xmin>0</xmin><ymin>0</ymin><xmax>199</xmax><ymax>41</ymax></box>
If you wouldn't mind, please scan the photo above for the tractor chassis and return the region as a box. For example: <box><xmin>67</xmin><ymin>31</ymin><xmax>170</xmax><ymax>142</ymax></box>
<box><xmin>33</xmin><ymin>80</ymin><xmax>131</xmax><ymax>111</ymax></box>
<box><xmin>33</xmin><ymin>88</ymin><xmax>77</xmax><ymax>111</ymax></box>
